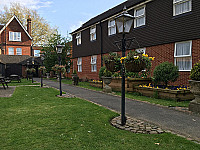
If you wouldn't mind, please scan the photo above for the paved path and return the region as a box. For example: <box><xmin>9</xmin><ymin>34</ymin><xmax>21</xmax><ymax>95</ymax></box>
<box><xmin>35</xmin><ymin>78</ymin><xmax>200</xmax><ymax>142</ymax></box>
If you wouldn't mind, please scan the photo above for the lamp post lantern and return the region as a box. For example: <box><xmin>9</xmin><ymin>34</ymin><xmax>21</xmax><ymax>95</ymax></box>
<box><xmin>41</xmin><ymin>55</ymin><xmax>45</xmax><ymax>87</ymax></box>
<box><xmin>56</xmin><ymin>44</ymin><xmax>64</xmax><ymax>96</ymax></box>
<box><xmin>115</xmin><ymin>6</ymin><xmax>134</xmax><ymax>126</ymax></box>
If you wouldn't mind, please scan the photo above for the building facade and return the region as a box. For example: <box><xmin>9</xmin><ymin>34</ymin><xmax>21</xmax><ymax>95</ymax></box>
<box><xmin>71</xmin><ymin>0</ymin><xmax>200</xmax><ymax>85</ymax></box>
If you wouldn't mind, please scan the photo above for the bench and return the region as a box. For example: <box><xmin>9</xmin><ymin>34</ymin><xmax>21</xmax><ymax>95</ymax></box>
<box><xmin>0</xmin><ymin>77</ymin><xmax>11</xmax><ymax>89</ymax></box>
<box><xmin>9</xmin><ymin>75</ymin><xmax>21</xmax><ymax>83</ymax></box>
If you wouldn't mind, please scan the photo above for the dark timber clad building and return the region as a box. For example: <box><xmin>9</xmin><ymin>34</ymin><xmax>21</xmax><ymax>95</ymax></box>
<box><xmin>71</xmin><ymin>0</ymin><xmax>200</xmax><ymax>85</ymax></box>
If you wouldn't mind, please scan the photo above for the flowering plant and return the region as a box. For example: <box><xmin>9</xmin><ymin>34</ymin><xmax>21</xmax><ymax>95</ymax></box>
<box><xmin>25</xmin><ymin>68</ymin><xmax>36</xmax><ymax>73</ymax></box>
<box><xmin>39</xmin><ymin>66</ymin><xmax>46</xmax><ymax>74</ymax></box>
<box><xmin>103</xmin><ymin>52</ymin><xmax>121</xmax><ymax>72</ymax></box>
<box><xmin>52</xmin><ymin>64</ymin><xmax>66</xmax><ymax>73</ymax></box>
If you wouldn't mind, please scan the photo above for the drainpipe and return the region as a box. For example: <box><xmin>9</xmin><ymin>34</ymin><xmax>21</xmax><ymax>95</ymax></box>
<box><xmin>100</xmin><ymin>21</ymin><xmax>103</xmax><ymax>67</ymax></box>
<box><xmin>5</xmin><ymin>24</ymin><xmax>6</xmax><ymax>55</ymax></box>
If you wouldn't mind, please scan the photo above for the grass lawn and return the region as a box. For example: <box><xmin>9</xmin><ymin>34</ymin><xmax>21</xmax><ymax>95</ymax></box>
<box><xmin>53</xmin><ymin>79</ymin><xmax>190</xmax><ymax>107</ymax></box>
<box><xmin>8</xmin><ymin>78</ymin><xmax>40</xmax><ymax>86</ymax></box>
<box><xmin>0</xmin><ymin>86</ymin><xmax>199</xmax><ymax>149</ymax></box>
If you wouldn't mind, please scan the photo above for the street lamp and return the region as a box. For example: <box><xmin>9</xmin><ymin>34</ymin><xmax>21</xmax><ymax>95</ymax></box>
<box><xmin>115</xmin><ymin>6</ymin><xmax>134</xmax><ymax>126</ymax></box>
<box><xmin>27</xmin><ymin>60</ymin><xmax>30</xmax><ymax>80</ymax></box>
<box><xmin>41</xmin><ymin>55</ymin><xmax>45</xmax><ymax>87</ymax></box>
<box><xmin>56</xmin><ymin>44</ymin><xmax>64</xmax><ymax>96</ymax></box>
<box><xmin>32</xmin><ymin>58</ymin><xmax>34</xmax><ymax>83</ymax></box>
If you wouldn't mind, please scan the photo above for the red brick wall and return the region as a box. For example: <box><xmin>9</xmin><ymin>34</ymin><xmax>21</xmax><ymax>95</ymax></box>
<box><xmin>0</xmin><ymin>18</ymin><xmax>31</xmax><ymax>55</ymax></box>
<box><xmin>72</xmin><ymin>39</ymin><xmax>200</xmax><ymax>85</ymax></box>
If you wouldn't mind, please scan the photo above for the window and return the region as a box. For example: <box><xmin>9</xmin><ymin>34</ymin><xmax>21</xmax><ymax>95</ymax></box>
<box><xmin>8</xmin><ymin>47</ymin><xmax>14</xmax><ymax>55</ymax></box>
<box><xmin>174</xmin><ymin>41</ymin><xmax>192</xmax><ymax>71</ymax></box>
<box><xmin>77</xmin><ymin>58</ymin><xmax>82</xmax><ymax>72</ymax></box>
<box><xmin>9</xmin><ymin>32</ymin><xmax>21</xmax><ymax>41</ymax></box>
<box><xmin>76</xmin><ymin>32</ymin><xmax>81</xmax><ymax>45</ymax></box>
<box><xmin>34</xmin><ymin>50</ymin><xmax>40</xmax><ymax>57</ymax></box>
<box><xmin>134</xmin><ymin>6</ymin><xmax>146</xmax><ymax>28</ymax></box>
<box><xmin>91</xmin><ymin>55</ymin><xmax>97</xmax><ymax>72</ymax></box>
<box><xmin>16</xmin><ymin>48</ymin><xmax>22</xmax><ymax>55</ymax></box>
<box><xmin>108</xmin><ymin>19</ymin><xmax>116</xmax><ymax>35</ymax></box>
<box><xmin>135</xmin><ymin>48</ymin><xmax>146</xmax><ymax>54</ymax></box>
<box><xmin>90</xmin><ymin>26</ymin><xmax>96</xmax><ymax>41</ymax></box>
<box><xmin>173</xmin><ymin>0</ymin><xmax>192</xmax><ymax>16</ymax></box>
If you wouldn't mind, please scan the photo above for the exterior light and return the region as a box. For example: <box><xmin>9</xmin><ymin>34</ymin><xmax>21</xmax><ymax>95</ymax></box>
<box><xmin>56</xmin><ymin>45</ymin><xmax>64</xmax><ymax>54</ymax></box>
<box><xmin>115</xmin><ymin>6</ymin><xmax>134</xmax><ymax>34</ymax></box>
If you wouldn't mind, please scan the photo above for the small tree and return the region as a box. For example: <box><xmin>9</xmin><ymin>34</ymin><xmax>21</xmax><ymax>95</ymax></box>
<box><xmin>41</xmin><ymin>33</ymin><xmax>71</xmax><ymax>73</ymax></box>
<box><xmin>153</xmin><ymin>62</ymin><xmax>179</xmax><ymax>87</ymax></box>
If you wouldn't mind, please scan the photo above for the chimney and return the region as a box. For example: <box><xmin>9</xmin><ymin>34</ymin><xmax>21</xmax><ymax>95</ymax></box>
<box><xmin>27</xmin><ymin>16</ymin><xmax>31</xmax><ymax>36</ymax></box>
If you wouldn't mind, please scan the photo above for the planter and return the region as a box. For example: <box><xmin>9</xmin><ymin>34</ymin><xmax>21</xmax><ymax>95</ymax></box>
<box><xmin>189</xmin><ymin>80</ymin><xmax>200</xmax><ymax>113</ymax></box>
<box><xmin>135</xmin><ymin>86</ymin><xmax>194</xmax><ymax>101</ymax></box>
<box><xmin>46</xmin><ymin>73</ymin><xmax>50</xmax><ymax>78</ymax></box>
<box><xmin>89</xmin><ymin>81</ymin><xmax>103</xmax><ymax>88</ymax></box>
<box><xmin>72</xmin><ymin>74</ymin><xmax>79</xmax><ymax>85</ymax></box>
<box><xmin>109</xmin><ymin>77</ymin><xmax>152</xmax><ymax>92</ymax></box>
<box><xmin>102</xmin><ymin>77</ymin><xmax>112</xmax><ymax>93</ymax></box>
<box><xmin>125</xmin><ymin>61</ymin><xmax>146</xmax><ymax>72</ymax></box>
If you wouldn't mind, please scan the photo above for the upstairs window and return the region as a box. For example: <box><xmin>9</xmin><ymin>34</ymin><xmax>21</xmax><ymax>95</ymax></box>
<box><xmin>76</xmin><ymin>32</ymin><xmax>81</xmax><ymax>45</ymax></box>
<box><xmin>174</xmin><ymin>41</ymin><xmax>192</xmax><ymax>71</ymax></box>
<box><xmin>173</xmin><ymin>0</ymin><xmax>192</xmax><ymax>16</ymax></box>
<box><xmin>16</xmin><ymin>48</ymin><xmax>22</xmax><ymax>55</ymax></box>
<box><xmin>90</xmin><ymin>26</ymin><xmax>96</xmax><ymax>41</ymax></box>
<box><xmin>91</xmin><ymin>55</ymin><xmax>97</xmax><ymax>72</ymax></box>
<box><xmin>9</xmin><ymin>32</ymin><xmax>21</xmax><ymax>41</ymax></box>
<box><xmin>77</xmin><ymin>58</ymin><xmax>82</xmax><ymax>72</ymax></box>
<box><xmin>134</xmin><ymin>6</ymin><xmax>146</xmax><ymax>28</ymax></box>
<box><xmin>8</xmin><ymin>47</ymin><xmax>14</xmax><ymax>55</ymax></box>
<box><xmin>108</xmin><ymin>19</ymin><xmax>116</xmax><ymax>35</ymax></box>
<box><xmin>34</xmin><ymin>50</ymin><xmax>40</xmax><ymax>57</ymax></box>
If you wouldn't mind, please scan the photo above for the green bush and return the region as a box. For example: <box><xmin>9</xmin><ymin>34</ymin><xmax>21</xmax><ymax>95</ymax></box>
<box><xmin>103</xmin><ymin>69</ymin><xmax>112</xmax><ymax>77</ymax></box>
<box><xmin>153</xmin><ymin>62</ymin><xmax>179</xmax><ymax>87</ymax></box>
<box><xmin>190</xmin><ymin>61</ymin><xmax>200</xmax><ymax>81</ymax></box>
<box><xmin>99</xmin><ymin>66</ymin><xmax>106</xmax><ymax>79</ymax></box>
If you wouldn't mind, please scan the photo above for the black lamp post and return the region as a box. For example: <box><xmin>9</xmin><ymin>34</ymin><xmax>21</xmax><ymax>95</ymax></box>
<box><xmin>41</xmin><ymin>55</ymin><xmax>45</xmax><ymax>87</ymax></box>
<box><xmin>115</xmin><ymin>7</ymin><xmax>134</xmax><ymax>126</ymax></box>
<box><xmin>32</xmin><ymin>58</ymin><xmax>34</xmax><ymax>83</ymax></box>
<box><xmin>56</xmin><ymin>45</ymin><xmax>64</xmax><ymax>96</ymax></box>
<box><xmin>27</xmin><ymin>60</ymin><xmax>30</xmax><ymax>80</ymax></box>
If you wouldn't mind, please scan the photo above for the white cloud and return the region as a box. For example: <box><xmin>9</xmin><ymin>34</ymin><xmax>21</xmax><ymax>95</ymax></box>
<box><xmin>0</xmin><ymin>0</ymin><xmax>53</xmax><ymax>10</ymax></box>
<box><xmin>70</xmin><ymin>21</ymin><xmax>84</xmax><ymax>32</ymax></box>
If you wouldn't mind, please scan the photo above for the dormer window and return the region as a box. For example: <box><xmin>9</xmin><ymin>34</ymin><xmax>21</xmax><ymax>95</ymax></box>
<box><xmin>76</xmin><ymin>32</ymin><xmax>81</xmax><ymax>45</ymax></box>
<box><xmin>9</xmin><ymin>31</ymin><xmax>21</xmax><ymax>41</ymax></box>
<box><xmin>90</xmin><ymin>26</ymin><xmax>96</xmax><ymax>41</ymax></box>
<box><xmin>108</xmin><ymin>19</ymin><xmax>116</xmax><ymax>35</ymax></box>
<box><xmin>173</xmin><ymin>0</ymin><xmax>192</xmax><ymax>16</ymax></box>
<box><xmin>134</xmin><ymin>6</ymin><xmax>146</xmax><ymax>28</ymax></box>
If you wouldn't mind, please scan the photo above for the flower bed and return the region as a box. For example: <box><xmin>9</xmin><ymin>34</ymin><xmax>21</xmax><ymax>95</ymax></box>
<box><xmin>135</xmin><ymin>85</ymin><xmax>194</xmax><ymax>101</ymax></box>
<box><xmin>89</xmin><ymin>80</ymin><xmax>103</xmax><ymax>88</ymax></box>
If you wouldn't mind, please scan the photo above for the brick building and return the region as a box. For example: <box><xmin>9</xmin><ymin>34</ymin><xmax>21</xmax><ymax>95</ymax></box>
<box><xmin>71</xmin><ymin>0</ymin><xmax>200</xmax><ymax>85</ymax></box>
<box><xmin>0</xmin><ymin>15</ymin><xmax>42</xmax><ymax>77</ymax></box>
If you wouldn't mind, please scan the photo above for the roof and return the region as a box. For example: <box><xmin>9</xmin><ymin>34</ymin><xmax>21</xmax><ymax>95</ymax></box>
<box><xmin>71</xmin><ymin>0</ymin><xmax>146</xmax><ymax>34</ymax></box>
<box><xmin>0</xmin><ymin>15</ymin><xmax>32</xmax><ymax>40</ymax></box>
<box><xmin>0</xmin><ymin>55</ymin><xmax>31</xmax><ymax>64</ymax></box>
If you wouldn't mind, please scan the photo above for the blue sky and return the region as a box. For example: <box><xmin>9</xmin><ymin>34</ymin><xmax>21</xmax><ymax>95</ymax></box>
<box><xmin>0</xmin><ymin>0</ymin><xmax>126</xmax><ymax>37</ymax></box>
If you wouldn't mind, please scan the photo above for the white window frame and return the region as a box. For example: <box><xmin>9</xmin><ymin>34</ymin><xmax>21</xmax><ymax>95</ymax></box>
<box><xmin>108</xmin><ymin>19</ymin><xmax>116</xmax><ymax>36</ymax></box>
<box><xmin>173</xmin><ymin>0</ymin><xmax>192</xmax><ymax>16</ymax></box>
<box><xmin>135</xmin><ymin>48</ymin><xmax>146</xmax><ymax>54</ymax></box>
<box><xmin>34</xmin><ymin>50</ymin><xmax>40</xmax><ymax>57</ymax></box>
<box><xmin>8</xmin><ymin>47</ymin><xmax>14</xmax><ymax>55</ymax></box>
<box><xmin>90</xmin><ymin>26</ymin><xmax>96</xmax><ymax>41</ymax></box>
<box><xmin>91</xmin><ymin>55</ymin><xmax>97</xmax><ymax>72</ymax></box>
<box><xmin>77</xmin><ymin>57</ymin><xmax>82</xmax><ymax>72</ymax></box>
<box><xmin>76</xmin><ymin>32</ymin><xmax>81</xmax><ymax>45</ymax></box>
<box><xmin>174</xmin><ymin>40</ymin><xmax>192</xmax><ymax>71</ymax></box>
<box><xmin>134</xmin><ymin>5</ymin><xmax>146</xmax><ymax>28</ymax></box>
<box><xmin>9</xmin><ymin>32</ymin><xmax>21</xmax><ymax>41</ymax></box>
<box><xmin>16</xmin><ymin>48</ymin><xmax>22</xmax><ymax>55</ymax></box>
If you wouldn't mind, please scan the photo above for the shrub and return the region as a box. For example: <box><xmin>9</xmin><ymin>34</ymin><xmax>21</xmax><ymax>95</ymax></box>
<box><xmin>190</xmin><ymin>61</ymin><xmax>200</xmax><ymax>81</ymax></box>
<box><xmin>99</xmin><ymin>66</ymin><xmax>106</xmax><ymax>79</ymax></box>
<box><xmin>103</xmin><ymin>69</ymin><xmax>112</xmax><ymax>77</ymax></box>
<box><xmin>153</xmin><ymin>62</ymin><xmax>179</xmax><ymax>87</ymax></box>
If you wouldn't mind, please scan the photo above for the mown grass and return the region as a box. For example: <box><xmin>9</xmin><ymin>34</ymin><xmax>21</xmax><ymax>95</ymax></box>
<box><xmin>8</xmin><ymin>78</ymin><xmax>40</xmax><ymax>86</ymax></box>
<box><xmin>53</xmin><ymin>79</ymin><xmax>190</xmax><ymax>107</ymax></box>
<box><xmin>0</xmin><ymin>86</ymin><xmax>199</xmax><ymax>149</ymax></box>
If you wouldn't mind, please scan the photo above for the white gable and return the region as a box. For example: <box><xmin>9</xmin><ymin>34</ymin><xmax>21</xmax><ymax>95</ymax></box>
<box><xmin>0</xmin><ymin>15</ymin><xmax>32</xmax><ymax>40</ymax></box>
